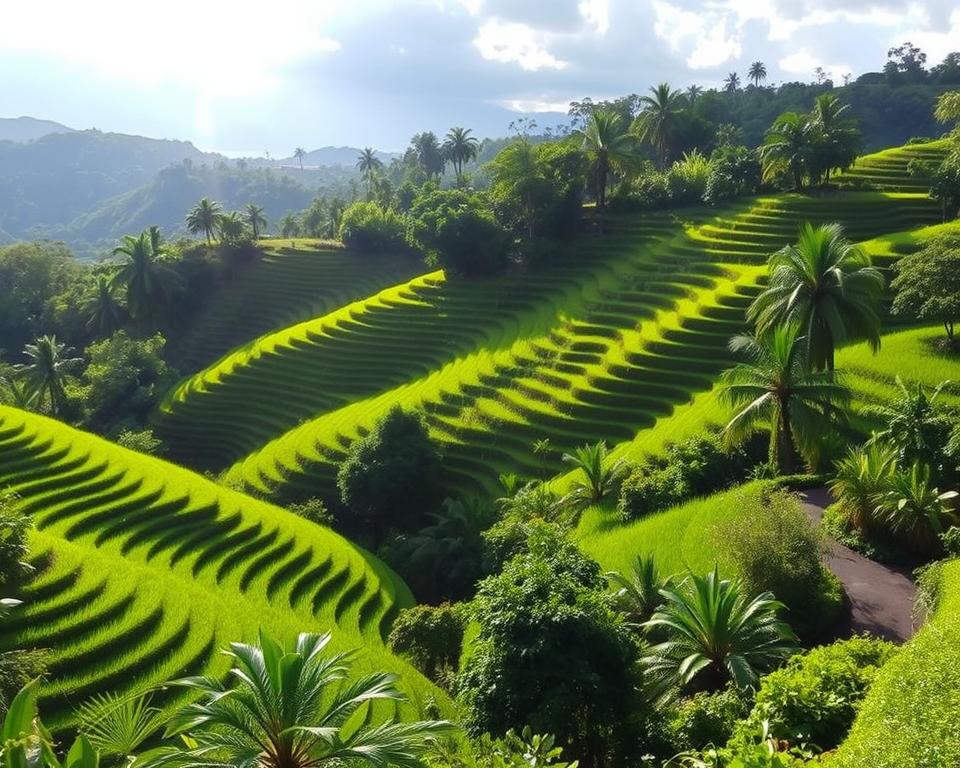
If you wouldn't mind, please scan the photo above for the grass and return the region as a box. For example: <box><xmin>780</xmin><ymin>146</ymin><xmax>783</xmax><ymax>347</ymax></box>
<box><xmin>829</xmin><ymin>559</ymin><xmax>960</xmax><ymax>767</ymax></box>
<box><xmin>836</xmin><ymin>139</ymin><xmax>953</xmax><ymax>192</ymax></box>
<box><xmin>0</xmin><ymin>406</ymin><xmax>447</xmax><ymax>730</ymax></box>
<box><xmin>156</xmin><ymin>183</ymin><xmax>941</xmax><ymax>502</ymax></box>
<box><xmin>169</xmin><ymin>240</ymin><xmax>422</xmax><ymax>373</ymax></box>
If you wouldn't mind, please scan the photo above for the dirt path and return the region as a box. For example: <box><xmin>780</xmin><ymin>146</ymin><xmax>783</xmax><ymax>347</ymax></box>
<box><xmin>800</xmin><ymin>487</ymin><xmax>917</xmax><ymax>643</ymax></box>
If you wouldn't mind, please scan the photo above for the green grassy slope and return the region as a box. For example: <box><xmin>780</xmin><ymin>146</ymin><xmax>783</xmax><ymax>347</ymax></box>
<box><xmin>836</xmin><ymin>139</ymin><xmax>952</xmax><ymax>192</ymax></box>
<box><xmin>211</xmin><ymin>192</ymin><xmax>938</xmax><ymax>501</ymax></box>
<box><xmin>170</xmin><ymin>239</ymin><xmax>422</xmax><ymax>372</ymax></box>
<box><xmin>0</xmin><ymin>406</ymin><xmax>444</xmax><ymax>729</ymax></box>
<box><xmin>829</xmin><ymin>559</ymin><xmax>960</xmax><ymax>767</ymax></box>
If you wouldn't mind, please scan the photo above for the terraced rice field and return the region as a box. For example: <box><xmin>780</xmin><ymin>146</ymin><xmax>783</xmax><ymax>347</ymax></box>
<box><xmin>0</xmin><ymin>406</ymin><xmax>444</xmax><ymax>730</ymax></box>
<box><xmin>837</xmin><ymin>139</ymin><xmax>952</xmax><ymax>192</ymax></box>
<box><xmin>170</xmin><ymin>240</ymin><xmax>422</xmax><ymax>372</ymax></box>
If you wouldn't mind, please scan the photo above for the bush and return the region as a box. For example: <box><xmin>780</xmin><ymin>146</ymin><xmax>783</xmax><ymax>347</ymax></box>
<box><xmin>336</xmin><ymin>406</ymin><xmax>441</xmax><ymax>540</ymax></box>
<box><xmin>666</xmin><ymin>688</ymin><xmax>751</xmax><ymax>753</ymax></box>
<box><xmin>0</xmin><ymin>492</ymin><xmax>32</xmax><ymax>588</ymax></box>
<box><xmin>388</xmin><ymin>603</ymin><xmax>464</xmax><ymax>685</ymax></box>
<box><xmin>338</xmin><ymin>201</ymin><xmax>409</xmax><ymax>254</ymax></box>
<box><xmin>408</xmin><ymin>190</ymin><xmax>511</xmax><ymax>276</ymax></box>
<box><xmin>705</xmin><ymin>145</ymin><xmax>761</xmax><ymax>204</ymax></box>
<box><xmin>115</xmin><ymin>428</ymin><xmax>165</xmax><ymax>455</ymax></box>
<box><xmin>288</xmin><ymin>497</ymin><xmax>334</xmax><ymax>527</ymax></box>
<box><xmin>741</xmin><ymin>636</ymin><xmax>897</xmax><ymax>750</ymax></box>
<box><xmin>618</xmin><ymin>432</ymin><xmax>762</xmax><ymax>520</ymax></box>
<box><xmin>715</xmin><ymin>488</ymin><xmax>840</xmax><ymax>640</ymax></box>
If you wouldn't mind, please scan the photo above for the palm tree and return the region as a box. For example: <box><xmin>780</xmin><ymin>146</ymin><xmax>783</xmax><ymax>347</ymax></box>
<box><xmin>810</xmin><ymin>93</ymin><xmax>860</xmax><ymax>181</ymax></box>
<box><xmin>875</xmin><ymin>463</ymin><xmax>958</xmax><ymax>555</ymax></box>
<box><xmin>748</xmin><ymin>223</ymin><xmax>885</xmax><ymax>371</ymax></box>
<box><xmin>186</xmin><ymin>198</ymin><xmax>223</xmax><ymax>243</ymax></box>
<box><xmin>245</xmin><ymin>203</ymin><xmax>267</xmax><ymax>239</ymax></box>
<box><xmin>829</xmin><ymin>441</ymin><xmax>899</xmax><ymax>531</ymax></box>
<box><xmin>111</xmin><ymin>229</ymin><xmax>176</xmax><ymax>325</ymax></box>
<box><xmin>748</xmin><ymin>61</ymin><xmax>767</xmax><ymax>87</ymax></box>
<box><xmin>561</xmin><ymin>440</ymin><xmax>627</xmax><ymax>505</ymax></box>
<box><xmin>575</xmin><ymin>109</ymin><xmax>638</xmax><ymax>224</ymax></box>
<box><xmin>758</xmin><ymin>112</ymin><xmax>814</xmax><ymax>190</ymax></box>
<box><xmin>685</xmin><ymin>84</ymin><xmax>703</xmax><ymax>104</ymax></box>
<box><xmin>294</xmin><ymin>147</ymin><xmax>306</xmax><ymax>170</ymax></box>
<box><xmin>17</xmin><ymin>335</ymin><xmax>81</xmax><ymax>418</ymax></box>
<box><xmin>356</xmin><ymin>147</ymin><xmax>383</xmax><ymax>195</ymax></box>
<box><xmin>411</xmin><ymin>132</ymin><xmax>445</xmax><ymax>180</ymax></box>
<box><xmin>140</xmin><ymin>630</ymin><xmax>452</xmax><ymax>768</ymax></box>
<box><xmin>217</xmin><ymin>211</ymin><xmax>249</xmax><ymax>245</ymax></box>
<box><xmin>643</xmin><ymin>568</ymin><xmax>797</xmax><ymax>693</ymax></box>
<box><xmin>606</xmin><ymin>554</ymin><xmax>674</xmax><ymax>629</ymax></box>
<box><xmin>85</xmin><ymin>274</ymin><xmax>125</xmax><ymax>336</ymax></box>
<box><xmin>442</xmin><ymin>127</ymin><xmax>480</xmax><ymax>187</ymax></box>
<box><xmin>724</xmin><ymin>72</ymin><xmax>741</xmax><ymax>92</ymax></box>
<box><xmin>720</xmin><ymin>325</ymin><xmax>851</xmax><ymax>474</ymax></box>
<box><xmin>634</xmin><ymin>83</ymin><xmax>684</xmax><ymax>169</ymax></box>
<box><xmin>0</xmin><ymin>375</ymin><xmax>37</xmax><ymax>410</ymax></box>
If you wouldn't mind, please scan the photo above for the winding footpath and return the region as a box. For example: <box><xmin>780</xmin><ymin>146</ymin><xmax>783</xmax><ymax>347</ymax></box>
<box><xmin>800</xmin><ymin>487</ymin><xmax>917</xmax><ymax>643</ymax></box>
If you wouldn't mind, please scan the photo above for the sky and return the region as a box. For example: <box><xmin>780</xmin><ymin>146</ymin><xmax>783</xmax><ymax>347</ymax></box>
<box><xmin>0</xmin><ymin>0</ymin><xmax>958</xmax><ymax>156</ymax></box>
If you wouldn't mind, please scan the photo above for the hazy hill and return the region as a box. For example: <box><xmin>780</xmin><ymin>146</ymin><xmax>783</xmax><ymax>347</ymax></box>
<box><xmin>0</xmin><ymin>116</ymin><xmax>74</xmax><ymax>142</ymax></box>
<box><xmin>264</xmin><ymin>146</ymin><xmax>400</xmax><ymax>169</ymax></box>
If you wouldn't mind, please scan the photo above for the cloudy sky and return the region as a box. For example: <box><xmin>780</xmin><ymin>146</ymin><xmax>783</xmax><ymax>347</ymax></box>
<box><xmin>1</xmin><ymin>0</ymin><xmax>957</xmax><ymax>155</ymax></box>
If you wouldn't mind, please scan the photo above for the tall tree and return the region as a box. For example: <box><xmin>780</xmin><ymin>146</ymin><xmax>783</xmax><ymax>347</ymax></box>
<box><xmin>810</xmin><ymin>93</ymin><xmax>860</xmax><ymax>181</ymax></box>
<box><xmin>411</xmin><ymin>132</ymin><xmax>445</xmax><ymax>180</ymax></box>
<box><xmin>17</xmin><ymin>335</ymin><xmax>81</xmax><ymax>417</ymax></box>
<box><xmin>634</xmin><ymin>82</ymin><xmax>684</xmax><ymax>169</ymax></box>
<box><xmin>575</xmin><ymin>109</ymin><xmax>637</xmax><ymax>224</ymax></box>
<box><xmin>759</xmin><ymin>112</ymin><xmax>815</xmax><ymax>190</ymax></box>
<box><xmin>355</xmin><ymin>147</ymin><xmax>383</xmax><ymax>196</ymax></box>
<box><xmin>749</xmin><ymin>61</ymin><xmax>768</xmax><ymax>87</ymax></box>
<box><xmin>685</xmin><ymin>84</ymin><xmax>703</xmax><ymax>104</ymax></box>
<box><xmin>110</xmin><ymin>229</ymin><xmax>176</xmax><ymax>326</ymax></box>
<box><xmin>85</xmin><ymin>274</ymin><xmax>125</xmax><ymax>337</ymax></box>
<box><xmin>216</xmin><ymin>211</ymin><xmax>249</xmax><ymax>245</ymax></box>
<box><xmin>749</xmin><ymin>223</ymin><xmax>884</xmax><ymax>371</ymax></box>
<box><xmin>293</xmin><ymin>146</ymin><xmax>306</xmax><ymax>170</ymax></box>
<box><xmin>185</xmin><ymin>198</ymin><xmax>223</xmax><ymax>243</ymax></box>
<box><xmin>244</xmin><ymin>203</ymin><xmax>267</xmax><ymax>239</ymax></box>
<box><xmin>721</xmin><ymin>325</ymin><xmax>851</xmax><ymax>474</ymax></box>
<box><xmin>724</xmin><ymin>71</ymin><xmax>741</xmax><ymax>92</ymax></box>
<box><xmin>442</xmin><ymin>127</ymin><xmax>480</xmax><ymax>187</ymax></box>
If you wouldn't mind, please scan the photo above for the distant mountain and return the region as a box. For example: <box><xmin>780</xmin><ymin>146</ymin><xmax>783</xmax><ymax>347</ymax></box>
<box><xmin>0</xmin><ymin>116</ymin><xmax>74</xmax><ymax>142</ymax></box>
<box><xmin>270</xmin><ymin>146</ymin><xmax>400</xmax><ymax>169</ymax></box>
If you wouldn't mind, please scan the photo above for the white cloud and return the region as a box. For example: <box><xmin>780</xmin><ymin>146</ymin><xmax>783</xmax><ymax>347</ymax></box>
<box><xmin>473</xmin><ymin>20</ymin><xmax>568</xmax><ymax>70</ymax></box>
<box><xmin>652</xmin><ymin>1</ymin><xmax>741</xmax><ymax>68</ymax></box>
<box><xmin>893</xmin><ymin>8</ymin><xmax>960</xmax><ymax>63</ymax></box>
<box><xmin>688</xmin><ymin>19</ymin><xmax>742</xmax><ymax>68</ymax></box>
<box><xmin>498</xmin><ymin>98</ymin><xmax>572</xmax><ymax>113</ymax></box>
<box><xmin>778</xmin><ymin>48</ymin><xmax>850</xmax><ymax>81</ymax></box>
<box><xmin>578</xmin><ymin>0</ymin><xmax>611</xmax><ymax>34</ymax></box>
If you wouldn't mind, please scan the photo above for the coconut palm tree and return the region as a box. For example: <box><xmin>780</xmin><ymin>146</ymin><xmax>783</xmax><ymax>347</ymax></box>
<box><xmin>140</xmin><ymin>630</ymin><xmax>452</xmax><ymax>768</ymax></box>
<box><xmin>758</xmin><ymin>112</ymin><xmax>815</xmax><ymax>190</ymax></box>
<box><xmin>561</xmin><ymin>440</ymin><xmax>627</xmax><ymax>505</ymax></box>
<box><xmin>85</xmin><ymin>274</ymin><xmax>125</xmax><ymax>336</ymax></box>
<box><xmin>634</xmin><ymin>83</ymin><xmax>684</xmax><ymax>169</ymax></box>
<box><xmin>216</xmin><ymin>211</ymin><xmax>249</xmax><ymax>245</ymax></box>
<box><xmin>575</xmin><ymin>109</ymin><xmax>638</xmax><ymax>224</ymax></box>
<box><xmin>875</xmin><ymin>463</ymin><xmax>958</xmax><ymax>555</ymax></box>
<box><xmin>356</xmin><ymin>147</ymin><xmax>383</xmax><ymax>195</ymax></box>
<box><xmin>606</xmin><ymin>554</ymin><xmax>675</xmax><ymax>629</ymax></box>
<box><xmin>685</xmin><ymin>84</ymin><xmax>703</xmax><ymax>104</ymax></box>
<box><xmin>294</xmin><ymin>147</ymin><xmax>306</xmax><ymax>170</ymax></box>
<box><xmin>245</xmin><ymin>203</ymin><xmax>267</xmax><ymax>239</ymax></box>
<box><xmin>111</xmin><ymin>229</ymin><xmax>177</xmax><ymax>325</ymax></box>
<box><xmin>186</xmin><ymin>198</ymin><xmax>223</xmax><ymax>243</ymax></box>
<box><xmin>443</xmin><ymin>127</ymin><xmax>480</xmax><ymax>187</ymax></box>
<box><xmin>748</xmin><ymin>61</ymin><xmax>767</xmax><ymax>87</ymax></box>
<box><xmin>810</xmin><ymin>93</ymin><xmax>860</xmax><ymax>181</ymax></box>
<box><xmin>643</xmin><ymin>568</ymin><xmax>797</xmax><ymax>692</ymax></box>
<box><xmin>720</xmin><ymin>325</ymin><xmax>851</xmax><ymax>474</ymax></box>
<box><xmin>411</xmin><ymin>132</ymin><xmax>445</xmax><ymax>180</ymax></box>
<box><xmin>724</xmin><ymin>72</ymin><xmax>741</xmax><ymax>92</ymax></box>
<box><xmin>17</xmin><ymin>335</ymin><xmax>81</xmax><ymax>418</ymax></box>
<box><xmin>748</xmin><ymin>222</ymin><xmax>885</xmax><ymax>371</ymax></box>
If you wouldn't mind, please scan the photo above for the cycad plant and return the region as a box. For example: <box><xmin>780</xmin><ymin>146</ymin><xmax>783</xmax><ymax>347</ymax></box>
<box><xmin>562</xmin><ymin>440</ymin><xmax>627</xmax><ymax>506</ymax></box>
<box><xmin>643</xmin><ymin>568</ymin><xmax>797</xmax><ymax>694</ymax></box>
<box><xmin>140</xmin><ymin>630</ymin><xmax>452</xmax><ymax>768</ymax></box>
<box><xmin>606</xmin><ymin>554</ymin><xmax>674</xmax><ymax>629</ymax></box>
<box><xmin>76</xmin><ymin>690</ymin><xmax>166</xmax><ymax>761</ymax></box>
<box><xmin>829</xmin><ymin>441</ymin><xmax>899</xmax><ymax>531</ymax></box>
<box><xmin>874</xmin><ymin>463</ymin><xmax>958</xmax><ymax>556</ymax></box>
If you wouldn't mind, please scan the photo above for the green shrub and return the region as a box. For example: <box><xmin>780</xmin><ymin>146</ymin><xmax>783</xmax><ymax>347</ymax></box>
<box><xmin>388</xmin><ymin>603</ymin><xmax>464</xmax><ymax>685</ymax></box>
<box><xmin>337</xmin><ymin>406</ymin><xmax>441</xmax><ymax>540</ymax></box>
<box><xmin>741</xmin><ymin>636</ymin><xmax>897</xmax><ymax>750</ymax></box>
<box><xmin>666</xmin><ymin>688</ymin><xmax>751</xmax><ymax>753</ymax></box>
<box><xmin>618</xmin><ymin>464</ymin><xmax>688</xmax><ymax>520</ymax></box>
<box><xmin>715</xmin><ymin>488</ymin><xmax>840</xmax><ymax>640</ymax></box>
<box><xmin>705</xmin><ymin>145</ymin><xmax>761</xmax><ymax>204</ymax></box>
<box><xmin>287</xmin><ymin>497</ymin><xmax>334</xmax><ymax>527</ymax></box>
<box><xmin>0</xmin><ymin>492</ymin><xmax>32</xmax><ymax>588</ymax></box>
<box><xmin>338</xmin><ymin>201</ymin><xmax>409</xmax><ymax>254</ymax></box>
<box><xmin>115</xmin><ymin>428</ymin><xmax>165</xmax><ymax>455</ymax></box>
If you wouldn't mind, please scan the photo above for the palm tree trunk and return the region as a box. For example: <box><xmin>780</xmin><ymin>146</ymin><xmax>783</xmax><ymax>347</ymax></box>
<box><xmin>777</xmin><ymin>398</ymin><xmax>796</xmax><ymax>475</ymax></box>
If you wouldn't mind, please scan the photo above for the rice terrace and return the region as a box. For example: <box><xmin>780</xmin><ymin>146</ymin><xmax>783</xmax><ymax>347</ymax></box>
<box><xmin>2</xmin><ymin>9</ymin><xmax>960</xmax><ymax>768</ymax></box>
